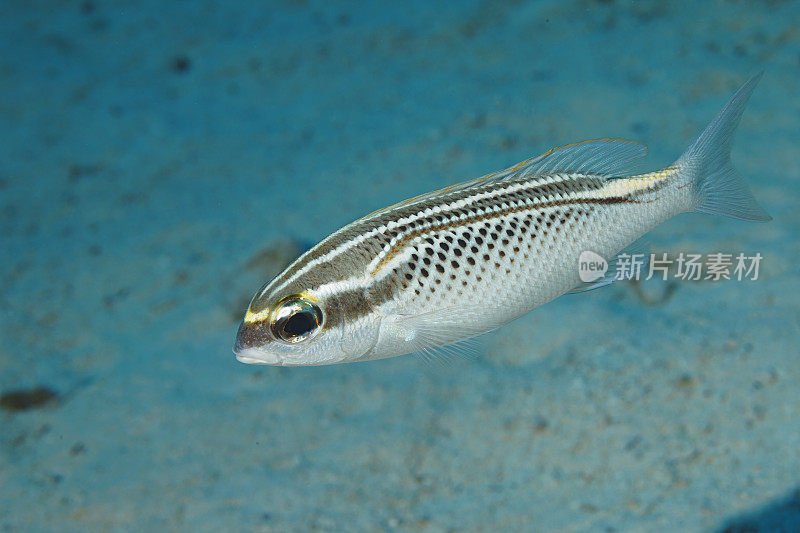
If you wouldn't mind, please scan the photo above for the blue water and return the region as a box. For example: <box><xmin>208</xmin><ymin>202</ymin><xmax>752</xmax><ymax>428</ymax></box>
<box><xmin>2</xmin><ymin>1</ymin><xmax>798</xmax><ymax>531</ymax></box>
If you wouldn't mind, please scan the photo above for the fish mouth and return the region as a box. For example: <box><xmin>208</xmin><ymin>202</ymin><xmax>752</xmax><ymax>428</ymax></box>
<box><xmin>233</xmin><ymin>344</ymin><xmax>285</xmax><ymax>365</ymax></box>
<box><xmin>233</xmin><ymin>320</ymin><xmax>284</xmax><ymax>365</ymax></box>
<box><xmin>235</xmin><ymin>350</ymin><xmax>281</xmax><ymax>365</ymax></box>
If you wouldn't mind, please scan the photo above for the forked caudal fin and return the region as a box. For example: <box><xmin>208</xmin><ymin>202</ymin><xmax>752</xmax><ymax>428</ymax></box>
<box><xmin>676</xmin><ymin>72</ymin><xmax>771</xmax><ymax>221</ymax></box>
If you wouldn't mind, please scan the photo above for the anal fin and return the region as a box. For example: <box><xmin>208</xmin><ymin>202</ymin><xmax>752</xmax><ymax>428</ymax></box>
<box><xmin>568</xmin><ymin>237</ymin><xmax>651</xmax><ymax>294</ymax></box>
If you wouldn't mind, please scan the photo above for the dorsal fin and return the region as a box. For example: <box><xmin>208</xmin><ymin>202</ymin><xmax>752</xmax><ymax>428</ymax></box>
<box><xmin>442</xmin><ymin>138</ymin><xmax>647</xmax><ymax>195</ymax></box>
<box><xmin>473</xmin><ymin>138</ymin><xmax>647</xmax><ymax>185</ymax></box>
<box><xmin>522</xmin><ymin>138</ymin><xmax>648</xmax><ymax>176</ymax></box>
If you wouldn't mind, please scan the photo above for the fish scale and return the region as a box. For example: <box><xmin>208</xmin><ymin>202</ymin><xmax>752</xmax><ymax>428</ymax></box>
<box><xmin>234</xmin><ymin>73</ymin><xmax>770</xmax><ymax>366</ymax></box>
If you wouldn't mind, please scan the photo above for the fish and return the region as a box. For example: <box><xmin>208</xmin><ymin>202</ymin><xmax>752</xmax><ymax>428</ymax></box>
<box><xmin>234</xmin><ymin>73</ymin><xmax>770</xmax><ymax>366</ymax></box>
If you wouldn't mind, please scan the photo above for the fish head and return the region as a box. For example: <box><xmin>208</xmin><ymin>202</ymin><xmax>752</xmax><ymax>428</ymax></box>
<box><xmin>234</xmin><ymin>278</ymin><xmax>381</xmax><ymax>366</ymax></box>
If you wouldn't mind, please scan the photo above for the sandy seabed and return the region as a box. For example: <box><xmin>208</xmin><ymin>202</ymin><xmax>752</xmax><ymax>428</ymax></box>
<box><xmin>1</xmin><ymin>1</ymin><xmax>798</xmax><ymax>531</ymax></box>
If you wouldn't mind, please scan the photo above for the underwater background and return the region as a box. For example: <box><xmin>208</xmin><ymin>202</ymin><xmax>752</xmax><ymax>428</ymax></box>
<box><xmin>1</xmin><ymin>0</ymin><xmax>799</xmax><ymax>531</ymax></box>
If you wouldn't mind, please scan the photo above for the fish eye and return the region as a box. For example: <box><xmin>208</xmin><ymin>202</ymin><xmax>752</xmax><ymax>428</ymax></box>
<box><xmin>270</xmin><ymin>296</ymin><xmax>323</xmax><ymax>343</ymax></box>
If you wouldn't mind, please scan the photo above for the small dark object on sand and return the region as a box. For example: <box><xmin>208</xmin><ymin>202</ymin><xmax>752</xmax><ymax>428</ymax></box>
<box><xmin>1</xmin><ymin>386</ymin><xmax>59</xmax><ymax>412</ymax></box>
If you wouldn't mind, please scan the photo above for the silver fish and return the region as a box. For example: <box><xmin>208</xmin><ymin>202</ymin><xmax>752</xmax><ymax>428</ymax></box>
<box><xmin>234</xmin><ymin>73</ymin><xmax>770</xmax><ymax>366</ymax></box>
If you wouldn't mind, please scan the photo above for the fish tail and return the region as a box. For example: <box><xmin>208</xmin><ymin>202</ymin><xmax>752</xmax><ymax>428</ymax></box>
<box><xmin>675</xmin><ymin>72</ymin><xmax>772</xmax><ymax>221</ymax></box>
